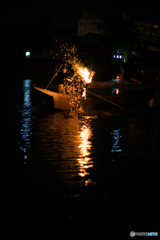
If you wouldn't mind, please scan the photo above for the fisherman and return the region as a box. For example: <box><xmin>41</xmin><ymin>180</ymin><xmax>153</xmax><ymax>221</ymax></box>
<box><xmin>56</xmin><ymin>65</ymin><xmax>69</xmax><ymax>84</ymax></box>
<box><xmin>55</xmin><ymin>64</ymin><xmax>69</xmax><ymax>94</ymax></box>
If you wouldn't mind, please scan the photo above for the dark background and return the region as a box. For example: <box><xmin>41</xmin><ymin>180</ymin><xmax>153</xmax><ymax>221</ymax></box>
<box><xmin>1</xmin><ymin>0</ymin><xmax>160</xmax><ymax>50</ymax></box>
<box><xmin>2</xmin><ymin>2</ymin><xmax>159</xmax><ymax>238</ymax></box>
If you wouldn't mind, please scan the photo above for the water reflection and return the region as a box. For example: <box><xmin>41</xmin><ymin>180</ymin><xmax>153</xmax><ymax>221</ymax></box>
<box><xmin>45</xmin><ymin>113</ymin><xmax>95</xmax><ymax>185</ymax></box>
<box><xmin>111</xmin><ymin>128</ymin><xmax>122</xmax><ymax>161</ymax></box>
<box><xmin>78</xmin><ymin>122</ymin><xmax>93</xmax><ymax>180</ymax></box>
<box><xmin>19</xmin><ymin>80</ymin><xmax>33</xmax><ymax>164</ymax></box>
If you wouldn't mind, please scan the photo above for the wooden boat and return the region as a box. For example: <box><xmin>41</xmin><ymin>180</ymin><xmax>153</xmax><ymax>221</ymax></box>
<box><xmin>34</xmin><ymin>85</ymin><xmax>72</xmax><ymax>111</ymax></box>
<box><xmin>33</xmin><ymin>78</ymin><xmax>155</xmax><ymax>114</ymax></box>
<box><xmin>130</xmin><ymin>77</ymin><xmax>142</xmax><ymax>84</ymax></box>
<box><xmin>33</xmin><ymin>84</ymin><xmax>102</xmax><ymax>115</ymax></box>
<box><xmin>115</xmin><ymin>80</ymin><xmax>154</xmax><ymax>94</ymax></box>
<box><xmin>87</xmin><ymin>80</ymin><xmax>155</xmax><ymax>107</ymax></box>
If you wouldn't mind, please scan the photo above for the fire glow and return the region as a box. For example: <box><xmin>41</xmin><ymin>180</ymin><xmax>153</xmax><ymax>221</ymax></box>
<box><xmin>60</xmin><ymin>44</ymin><xmax>95</xmax><ymax>84</ymax></box>
<box><xmin>76</xmin><ymin>65</ymin><xmax>95</xmax><ymax>84</ymax></box>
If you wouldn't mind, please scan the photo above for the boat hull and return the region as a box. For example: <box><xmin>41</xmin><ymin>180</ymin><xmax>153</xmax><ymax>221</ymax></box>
<box><xmin>130</xmin><ymin>77</ymin><xmax>142</xmax><ymax>84</ymax></box>
<box><xmin>34</xmin><ymin>85</ymin><xmax>99</xmax><ymax>114</ymax></box>
<box><xmin>34</xmin><ymin>85</ymin><xmax>71</xmax><ymax>111</ymax></box>
<box><xmin>87</xmin><ymin>81</ymin><xmax>155</xmax><ymax>107</ymax></box>
<box><xmin>34</xmin><ymin>81</ymin><xmax>155</xmax><ymax>113</ymax></box>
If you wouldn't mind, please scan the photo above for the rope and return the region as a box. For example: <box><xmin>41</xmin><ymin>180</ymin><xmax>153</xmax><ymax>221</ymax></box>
<box><xmin>87</xmin><ymin>90</ymin><xmax>126</xmax><ymax>110</ymax></box>
<box><xmin>46</xmin><ymin>63</ymin><xmax>63</xmax><ymax>89</ymax></box>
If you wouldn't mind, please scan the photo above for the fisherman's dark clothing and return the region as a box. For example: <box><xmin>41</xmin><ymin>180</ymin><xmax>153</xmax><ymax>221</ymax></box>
<box><xmin>56</xmin><ymin>72</ymin><xmax>68</xmax><ymax>84</ymax></box>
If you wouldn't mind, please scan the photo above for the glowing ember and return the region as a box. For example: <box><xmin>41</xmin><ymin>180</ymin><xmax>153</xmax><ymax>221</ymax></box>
<box><xmin>59</xmin><ymin>43</ymin><xmax>95</xmax><ymax>111</ymax></box>
<box><xmin>60</xmin><ymin>44</ymin><xmax>95</xmax><ymax>84</ymax></box>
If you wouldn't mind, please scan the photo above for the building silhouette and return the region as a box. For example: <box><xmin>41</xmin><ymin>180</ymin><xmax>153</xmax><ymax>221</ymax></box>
<box><xmin>78</xmin><ymin>12</ymin><xmax>104</xmax><ymax>37</ymax></box>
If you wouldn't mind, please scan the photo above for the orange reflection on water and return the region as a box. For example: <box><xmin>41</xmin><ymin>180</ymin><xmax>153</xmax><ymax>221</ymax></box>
<box><xmin>78</xmin><ymin>123</ymin><xmax>93</xmax><ymax>178</ymax></box>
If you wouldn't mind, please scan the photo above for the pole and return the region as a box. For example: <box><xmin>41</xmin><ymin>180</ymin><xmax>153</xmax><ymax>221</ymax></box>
<box><xmin>46</xmin><ymin>63</ymin><xmax>63</xmax><ymax>89</ymax></box>
<box><xmin>87</xmin><ymin>90</ymin><xmax>126</xmax><ymax>110</ymax></box>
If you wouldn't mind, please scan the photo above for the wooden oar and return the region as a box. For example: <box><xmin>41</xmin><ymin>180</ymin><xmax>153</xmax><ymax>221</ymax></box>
<box><xmin>46</xmin><ymin>63</ymin><xmax>63</xmax><ymax>89</ymax></box>
<box><xmin>87</xmin><ymin>90</ymin><xmax>126</xmax><ymax>110</ymax></box>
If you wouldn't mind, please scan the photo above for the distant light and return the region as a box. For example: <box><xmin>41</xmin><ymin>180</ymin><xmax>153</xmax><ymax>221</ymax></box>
<box><xmin>117</xmin><ymin>76</ymin><xmax>119</xmax><ymax>79</ymax></box>
<box><xmin>25</xmin><ymin>51</ymin><xmax>30</xmax><ymax>58</ymax></box>
<box><xmin>116</xmin><ymin>89</ymin><xmax>119</xmax><ymax>94</ymax></box>
<box><xmin>154</xmin><ymin>25</ymin><xmax>158</xmax><ymax>29</ymax></box>
<box><xmin>113</xmin><ymin>55</ymin><xmax>123</xmax><ymax>59</ymax></box>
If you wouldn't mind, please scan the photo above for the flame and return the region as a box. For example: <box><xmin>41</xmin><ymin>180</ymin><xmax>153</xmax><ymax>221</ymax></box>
<box><xmin>76</xmin><ymin>65</ymin><xmax>95</xmax><ymax>84</ymax></box>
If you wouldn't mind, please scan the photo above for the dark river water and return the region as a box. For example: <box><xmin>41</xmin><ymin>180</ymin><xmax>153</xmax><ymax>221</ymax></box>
<box><xmin>5</xmin><ymin>79</ymin><xmax>159</xmax><ymax>239</ymax></box>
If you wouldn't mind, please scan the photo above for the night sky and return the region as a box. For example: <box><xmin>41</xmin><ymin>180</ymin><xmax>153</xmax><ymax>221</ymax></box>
<box><xmin>1</xmin><ymin>0</ymin><xmax>160</xmax><ymax>26</ymax></box>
